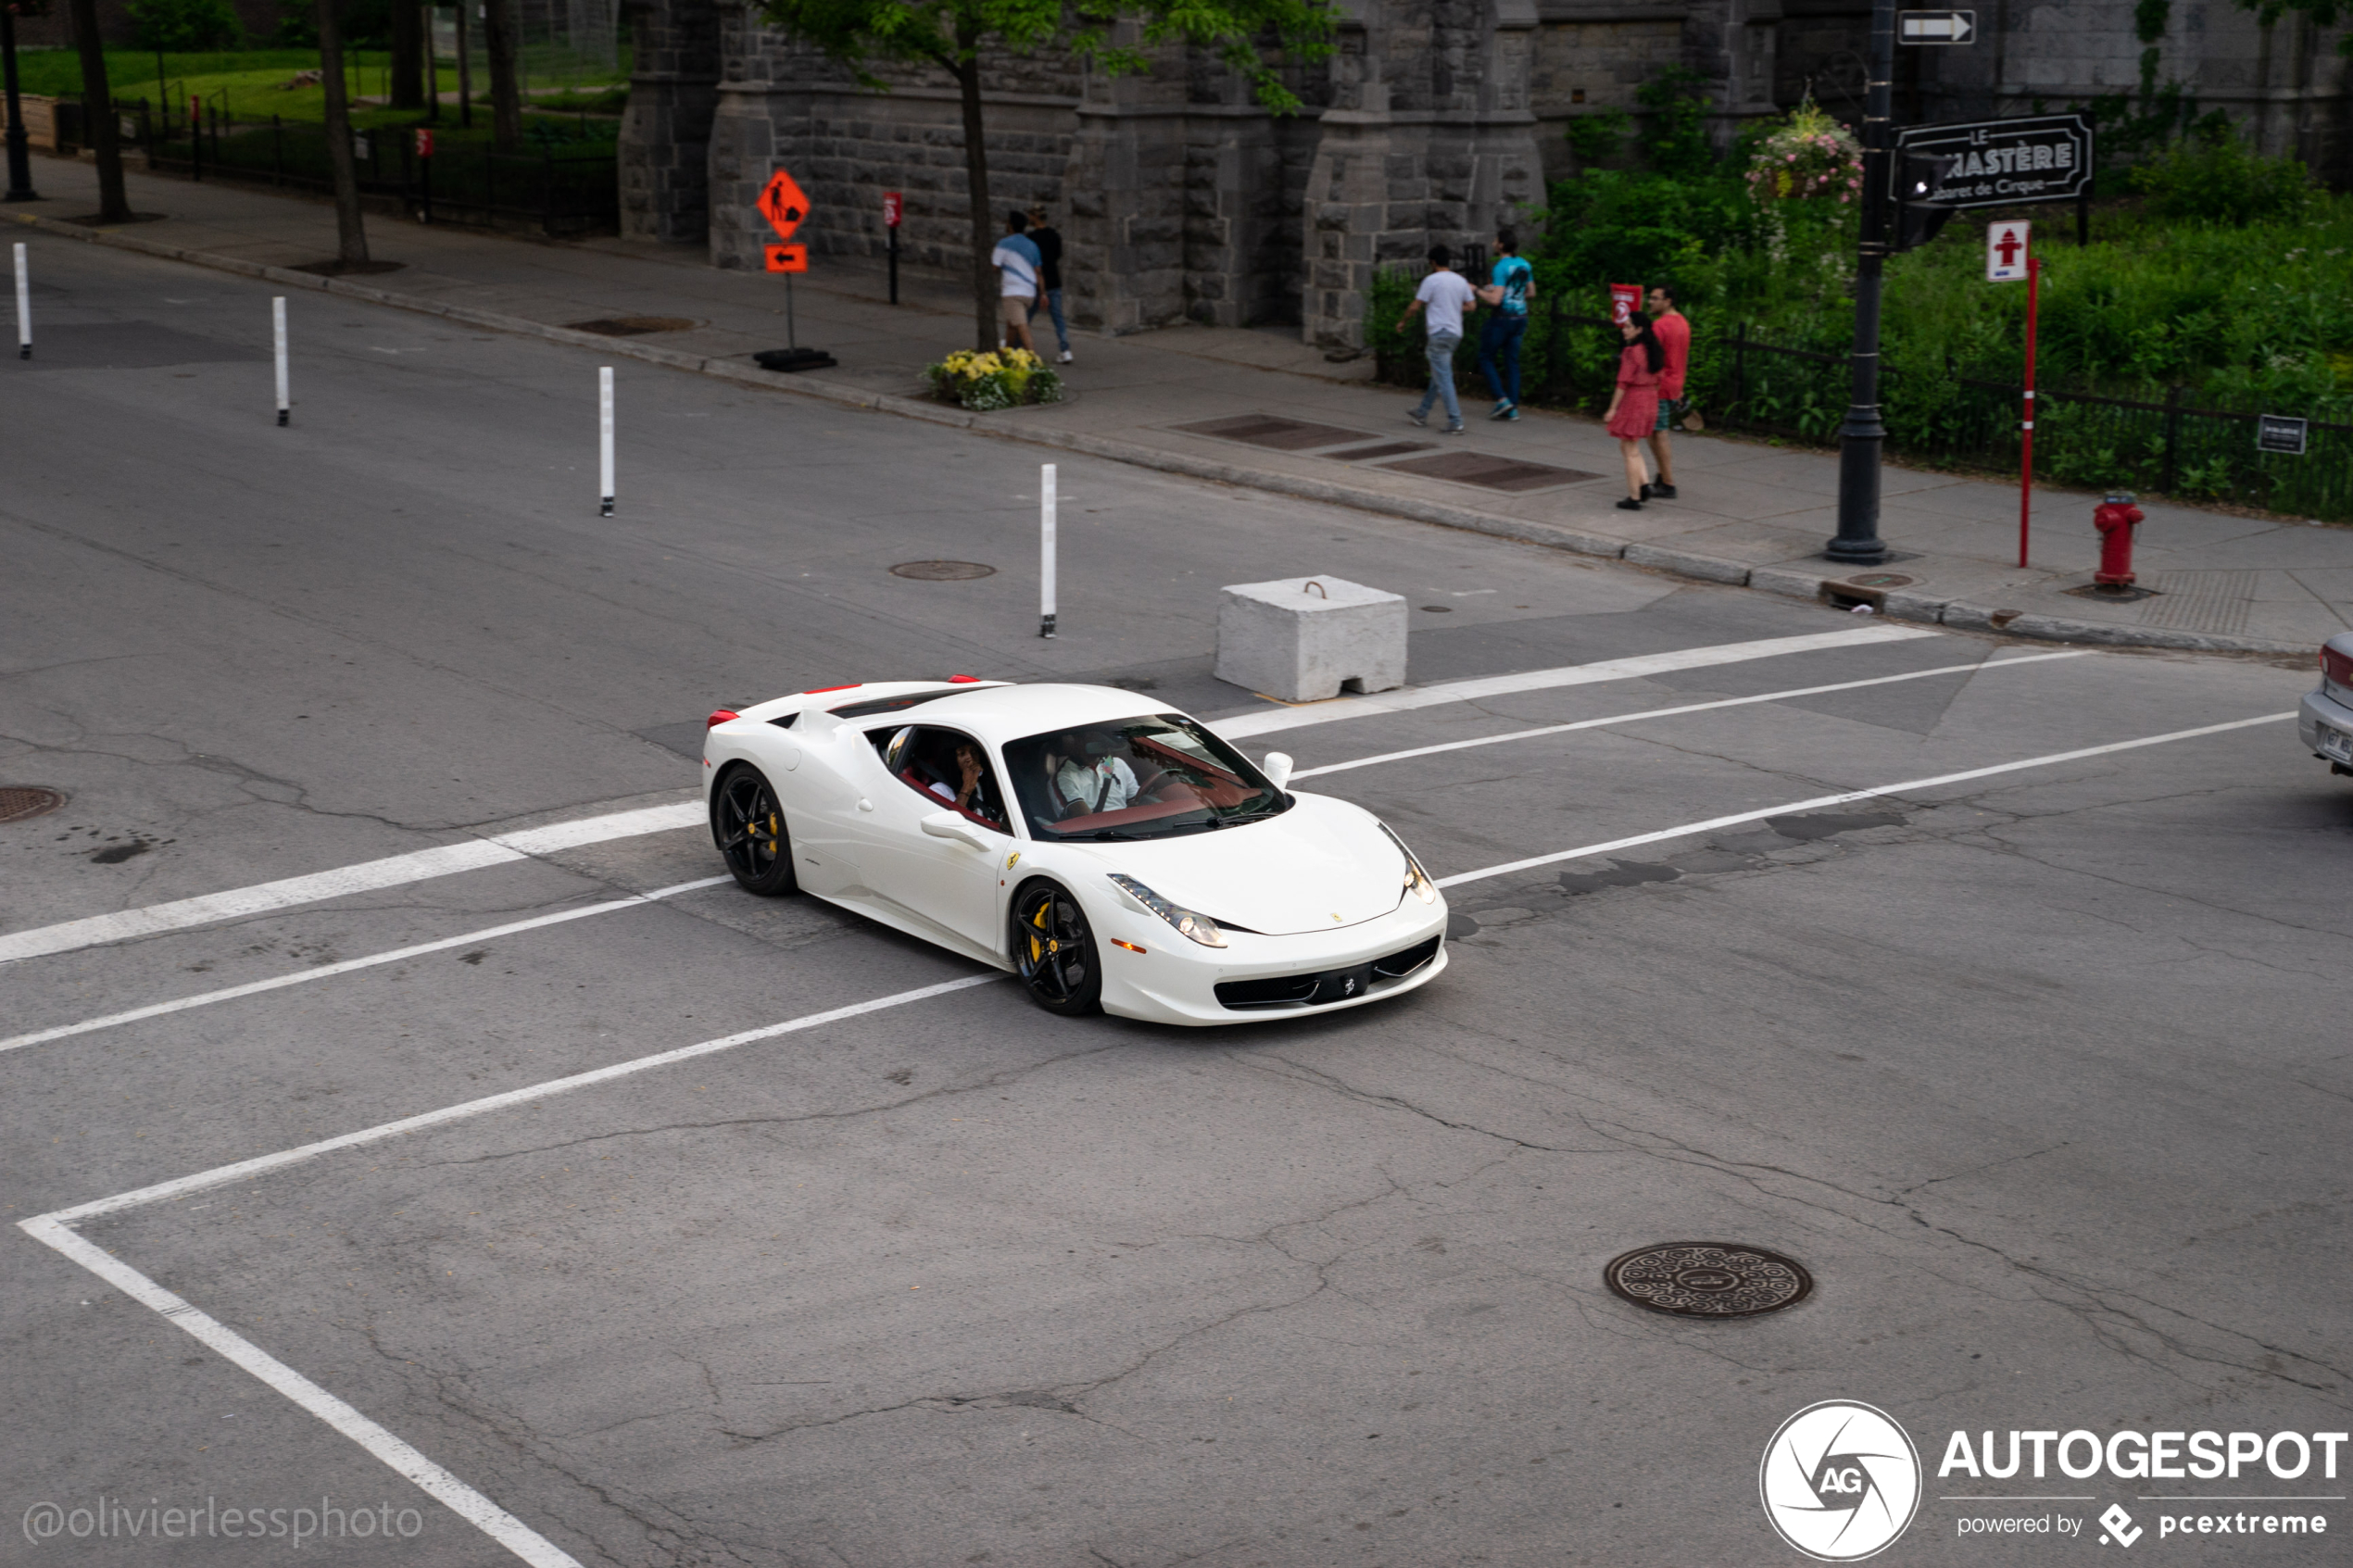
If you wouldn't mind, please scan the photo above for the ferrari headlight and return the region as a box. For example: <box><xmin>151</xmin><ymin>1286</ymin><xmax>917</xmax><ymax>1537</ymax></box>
<box><xmin>1379</xmin><ymin>822</ymin><xmax>1439</xmax><ymax>904</ymax></box>
<box><xmin>1108</xmin><ymin>873</ymin><xmax>1227</xmax><ymax>947</ymax></box>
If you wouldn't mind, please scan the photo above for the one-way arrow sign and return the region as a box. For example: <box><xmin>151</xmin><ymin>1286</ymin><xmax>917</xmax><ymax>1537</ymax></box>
<box><xmin>1899</xmin><ymin>9</ymin><xmax>1975</xmax><ymax>43</ymax></box>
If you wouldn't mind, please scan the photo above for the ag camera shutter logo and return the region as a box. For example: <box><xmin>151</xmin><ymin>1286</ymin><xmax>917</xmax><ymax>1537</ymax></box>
<box><xmin>1760</xmin><ymin>1400</ymin><xmax>1923</xmax><ymax>1561</ymax></box>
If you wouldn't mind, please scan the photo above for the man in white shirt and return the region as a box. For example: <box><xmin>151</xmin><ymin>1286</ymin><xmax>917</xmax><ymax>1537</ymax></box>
<box><xmin>989</xmin><ymin>210</ymin><xmax>1043</xmax><ymax>357</ymax></box>
<box><xmin>1395</xmin><ymin>245</ymin><xmax>1478</xmax><ymax>434</ymax></box>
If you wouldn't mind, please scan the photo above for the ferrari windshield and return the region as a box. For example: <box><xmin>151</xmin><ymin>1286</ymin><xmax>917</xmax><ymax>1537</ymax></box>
<box><xmin>1002</xmin><ymin>715</ymin><xmax>1290</xmax><ymax>842</ymax></box>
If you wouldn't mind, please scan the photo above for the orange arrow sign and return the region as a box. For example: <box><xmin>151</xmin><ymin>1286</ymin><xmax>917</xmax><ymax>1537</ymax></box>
<box><xmin>759</xmin><ymin>169</ymin><xmax>810</xmax><ymax>242</ymax></box>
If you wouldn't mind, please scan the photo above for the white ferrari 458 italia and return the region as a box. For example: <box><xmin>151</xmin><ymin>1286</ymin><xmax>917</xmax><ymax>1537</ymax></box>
<box><xmin>701</xmin><ymin>678</ymin><xmax>1448</xmax><ymax>1025</ymax></box>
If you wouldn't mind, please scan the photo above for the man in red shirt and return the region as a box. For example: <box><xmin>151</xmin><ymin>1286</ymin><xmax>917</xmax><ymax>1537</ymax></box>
<box><xmin>1646</xmin><ymin>283</ymin><xmax>1690</xmax><ymax>499</ymax></box>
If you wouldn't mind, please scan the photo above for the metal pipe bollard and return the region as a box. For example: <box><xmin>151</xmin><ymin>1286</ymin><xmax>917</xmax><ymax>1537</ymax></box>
<box><xmin>2094</xmin><ymin>492</ymin><xmax>2144</xmax><ymax>589</ymax></box>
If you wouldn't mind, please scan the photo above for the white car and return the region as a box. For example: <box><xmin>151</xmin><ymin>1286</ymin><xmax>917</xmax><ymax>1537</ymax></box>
<box><xmin>2301</xmin><ymin>633</ymin><xmax>2353</xmax><ymax>778</ymax></box>
<box><xmin>700</xmin><ymin>679</ymin><xmax>1448</xmax><ymax>1025</ymax></box>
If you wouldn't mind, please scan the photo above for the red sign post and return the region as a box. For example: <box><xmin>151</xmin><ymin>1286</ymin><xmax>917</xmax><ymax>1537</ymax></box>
<box><xmin>882</xmin><ymin>190</ymin><xmax>902</xmax><ymax>229</ymax></box>
<box><xmin>1988</xmin><ymin>221</ymin><xmax>2038</xmax><ymax>567</ymax></box>
<box><xmin>883</xmin><ymin>190</ymin><xmax>903</xmax><ymax>305</ymax></box>
<box><xmin>1609</xmin><ymin>282</ymin><xmax>1641</xmax><ymax>325</ymax></box>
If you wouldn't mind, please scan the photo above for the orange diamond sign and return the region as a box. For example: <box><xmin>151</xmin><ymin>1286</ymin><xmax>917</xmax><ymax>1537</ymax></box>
<box><xmin>758</xmin><ymin>169</ymin><xmax>810</xmax><ymax>242</ymax></box>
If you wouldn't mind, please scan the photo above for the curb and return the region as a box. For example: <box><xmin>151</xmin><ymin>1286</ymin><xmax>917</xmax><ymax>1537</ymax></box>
<box><xmin>8</xmin><ymin>208</ymin><xmax>2310</xmax><ymax>657</ymax></box>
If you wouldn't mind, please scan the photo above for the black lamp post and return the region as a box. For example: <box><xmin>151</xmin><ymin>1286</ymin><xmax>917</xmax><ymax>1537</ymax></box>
<box><xmin>1827</xmin><ymin>0</ymin><xmax>1896</xmax><ymax>566</ymax></box>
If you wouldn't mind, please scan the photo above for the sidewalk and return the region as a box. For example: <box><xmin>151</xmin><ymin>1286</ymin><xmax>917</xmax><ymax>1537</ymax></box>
<box><xmin>11</xmin><ymin>153</ymin><xmax>2350</xmax><ymax>654</ymax></box>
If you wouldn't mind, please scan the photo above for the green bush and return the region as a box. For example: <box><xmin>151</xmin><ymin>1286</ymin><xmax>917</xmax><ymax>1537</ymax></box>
<box><xmin>128</xmin><ymin>0</ymin><xmax>245</xmax><ymax>52</ymax></box>
<box><xmin>2130</xmin><ymin>135</ymin><xmax>2313</xmax><ymax>227</ymax></box>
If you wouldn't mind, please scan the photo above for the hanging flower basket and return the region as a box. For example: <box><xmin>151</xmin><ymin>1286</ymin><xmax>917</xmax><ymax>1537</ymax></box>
<box><xmin>1747</xmin><ymin>100</ymin><xmax>1865</xmax><ymax>205</ymax></box>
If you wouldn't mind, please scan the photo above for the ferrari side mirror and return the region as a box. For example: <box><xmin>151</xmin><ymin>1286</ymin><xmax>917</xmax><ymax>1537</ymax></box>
<box><xmin>921</xmin><ymin>810</ymin><xmax>992</xmax><ymax>850</ymax></box>
<box><xmin>1261</xmin><ymin>752</ymin><xmax>1294</xmax><ymax>791</ymax></box>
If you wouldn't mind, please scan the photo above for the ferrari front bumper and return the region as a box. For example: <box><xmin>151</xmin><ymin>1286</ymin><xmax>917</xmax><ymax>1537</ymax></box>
<box><xmin>1093</xmin><ymin>892</ymin><xmax>1451</xmax><ymax>1027</ymax></box>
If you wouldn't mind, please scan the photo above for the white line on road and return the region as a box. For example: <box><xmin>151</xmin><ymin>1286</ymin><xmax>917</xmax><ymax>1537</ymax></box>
<box><xmin>21</xmin><ymin>972</ymin><xmax>1004</xmax><ymax>1564</ymax></box>
<box><xmin>2</xmin><ymin>629</ymin><xmax>1932</xmax><ymax>970</ymax></box>
<box><xmin>20</xmin><ymin>1217</ymin><xmax>584</xmax><ymax>1566</ymax></box>
<box><xmin>0</xmin><ymin>876</ymin><xmax>732</xmax><ymax>1057</ymax></box>
<box><xmin>1435</xmin><ymin>712</ymin><xmax>2296</xmax><ymax>888</ymax></box>
<box><xmin>0</xmin><ymin>801</ymin><xmax>702</xmax><ymax>967</ymax></box>
<box><xmin>1292</xmin><ymin>652</ymin><xmax>2089</xmax><ymax>779</ymax></box>
<box><xmin>1214</xmin><ymin>624</ymin><xmax>1939</xmax><ymax>739</ymax></box>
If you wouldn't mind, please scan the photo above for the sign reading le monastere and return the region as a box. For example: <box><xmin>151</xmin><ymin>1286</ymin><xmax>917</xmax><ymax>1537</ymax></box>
<box><xmin>1892</xmin><ymin>114</ymin><xmax>2094</xmax><ymax>208</ymax></box>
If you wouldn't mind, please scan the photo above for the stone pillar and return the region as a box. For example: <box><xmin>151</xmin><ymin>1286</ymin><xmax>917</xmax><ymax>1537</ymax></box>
<box><xmin>1063</xmin><ymin>36</ymin><xmax>1190</xmax><ymax>334</ymax></box>
<box><xmin>707</xmin><ymin>1</ymin><xmax>800</xmax><ymax>271</ymax></box>
<box><xmin>618</xmin><ymin>0</ymin><xmax>721</xmax><ymax>244</ymax></box>
<box><xmin>1300</xmin><ymin>0</ymin><xmax>1542</xmax><ymax>352</ymax></box>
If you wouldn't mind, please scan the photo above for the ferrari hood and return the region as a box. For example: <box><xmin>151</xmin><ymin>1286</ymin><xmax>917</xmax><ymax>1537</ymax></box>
<box><xmin>1077</xmin><ymin>794</ymin><xmax>1408</xmax><ymax>935</ymax></box>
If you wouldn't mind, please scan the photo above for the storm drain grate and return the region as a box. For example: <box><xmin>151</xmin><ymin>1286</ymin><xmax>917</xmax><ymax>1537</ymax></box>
<box><xmin>0</xmin><ymin>787</ymin><xmax>68</xmax><ymax>823</ymax></box>
<box><xmin>1378</xmin><ymin>450</ymin><xmax>1600</xmax><ymax>492</ymax></box>
<box><xmin>1604</xmin><ymin>1242</ymin><xmax>1812</xmax><ymax>1318</ymax></box>
<box><xmin>1173</xmin><ymin>415</ymin><xmax>1375</xmax><ymax>450</ymax></box>
<box><xmin>566</xmin><ymin>317</ymin><xmax>702</xmax><ymax>337</ymax></box>
<box><xmin>890</xmin><ymin>560</ymin><xmax>997</xmax><ymax>581</ymax></box>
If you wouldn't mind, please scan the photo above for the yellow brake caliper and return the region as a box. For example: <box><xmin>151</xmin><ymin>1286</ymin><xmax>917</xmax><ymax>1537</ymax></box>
<box><xmin>1028</xmin><ymin>902</ymin><xmax>1051</xmax><ymax>963</ymax></box>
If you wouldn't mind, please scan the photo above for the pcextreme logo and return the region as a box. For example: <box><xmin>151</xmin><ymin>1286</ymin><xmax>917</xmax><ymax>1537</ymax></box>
<box><xmin>1760</xmin><ymin>1400</ymin><xmax>1925</xmax><ymax>1562</ymax></box>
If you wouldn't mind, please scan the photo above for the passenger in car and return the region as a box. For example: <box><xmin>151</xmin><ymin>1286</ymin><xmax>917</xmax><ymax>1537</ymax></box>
<box><xmin>924</xmin><ymin>737</ymin><xmax>1007</xmax><ymax>829</ymax></box>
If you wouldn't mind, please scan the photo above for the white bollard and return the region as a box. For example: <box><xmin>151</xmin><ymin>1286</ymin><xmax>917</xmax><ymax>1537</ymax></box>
<box><xmin>14</xmin><ymin>243</ymin><xmax>28</xmax><ymax>360</ymax></box>
<box><xmin>1039</xmin><ymin>462</ymin><xmax>1057</xmax><ymax>639</ymax></box>
<box><xmin>272</xmin><ymin>297</ymin><xmax>289</xmax><ymax>425</ymax></box>
<box><xmin>598</xmin><ymin>366</ymin><xmax>614</xmax><ymax>517</ymax></box>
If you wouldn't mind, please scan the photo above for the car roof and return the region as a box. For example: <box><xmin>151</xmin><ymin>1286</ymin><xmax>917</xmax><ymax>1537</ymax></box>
<box><xmin>852</xmin><ymin>683</ymin><xmax>1178</xmax><ymax>742</ymax></box>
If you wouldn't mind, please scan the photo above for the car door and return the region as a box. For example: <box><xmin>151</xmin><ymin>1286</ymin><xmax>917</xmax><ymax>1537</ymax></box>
<box><xmin>843</xmin><ymin>725</ymin><xmax>1015</xmax><ymax>960</ymax></box>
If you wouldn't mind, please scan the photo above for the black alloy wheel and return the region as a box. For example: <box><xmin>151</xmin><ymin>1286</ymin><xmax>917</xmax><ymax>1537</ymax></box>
<box><xmin>711</xmin><ymin>766</ymin><xmax>798</xmax><ymax>895</ymax></box>
<box><xmin>1011</xmin><ymin>880</ymin><xmax>1102</xmax><ymax>1016</ymax></box>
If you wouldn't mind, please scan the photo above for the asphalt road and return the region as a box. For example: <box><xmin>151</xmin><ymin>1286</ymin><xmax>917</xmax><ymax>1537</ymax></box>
<box><xmin>4</xmin><ymin>232</ymin><xmax>2348</xmax><ymax>1568</ymax></box>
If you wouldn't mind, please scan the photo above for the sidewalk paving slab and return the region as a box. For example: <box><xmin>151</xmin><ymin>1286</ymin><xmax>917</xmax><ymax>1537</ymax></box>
<box><xmin>10</xmin><ymin>153</ymin><xmax>2350</xmax><ymax>655</ymax></box>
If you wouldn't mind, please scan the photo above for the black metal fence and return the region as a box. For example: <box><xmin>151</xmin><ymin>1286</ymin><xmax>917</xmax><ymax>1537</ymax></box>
<box><xmin>1380</xmin><ymin>290</ymin><xmax>2353</xmax><ymax>521</ymax></box>
<box><xmin>122</xmin><ymin>97</ymin><xmax>618</xmax><ymax>239</ymax></box>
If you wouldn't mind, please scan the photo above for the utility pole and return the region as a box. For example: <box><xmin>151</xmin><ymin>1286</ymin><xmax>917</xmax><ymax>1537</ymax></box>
<box><xmin>1829</xmin><ymin>0</ymin><xmax>1897</xmax><ymax>567</ymax></box>
<box><xmin>3</xmin><ymin>2</ymin><xmax>39</xmax><ymax>204</ymax></box>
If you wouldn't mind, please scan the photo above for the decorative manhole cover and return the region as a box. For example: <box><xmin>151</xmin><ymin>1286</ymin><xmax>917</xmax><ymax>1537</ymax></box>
<box><xmin>566</xmin><ymin>316</ymin><xmax>701</xmax><ymax>336</ymax></box>
<box><xmin>1843</xmin><ymin>572</ymin><xmax>1915</xmax><ymax>588</ymax></box>
<box><xmin>890</xmin><ymin>560</ymin><xmax>997</xmax><ymax>581</ymax></box>
<box><xmin>1604</xmin><ymin>1242</ymin><xmax>1812</xmax><ymax>1318</ymax></box>
<box><xmin>0</xmin><ymin>787</ymin><xmax>68</xmax><ymax>823</ymax></box>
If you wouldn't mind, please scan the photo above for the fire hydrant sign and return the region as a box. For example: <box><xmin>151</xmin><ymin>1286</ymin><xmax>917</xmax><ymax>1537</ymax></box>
<box><xmin>1986</xmin><ymin>220</ymin><xmax>2030</xmax><ymax>282</ymax></box>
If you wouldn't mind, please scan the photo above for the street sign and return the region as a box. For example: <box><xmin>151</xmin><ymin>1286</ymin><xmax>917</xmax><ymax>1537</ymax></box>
<box><xmin>1898</xmin><ymin>10</ymin><xmax>1974</xmax><ymax>43</ymax></box>
<box><xmin>1893</xmin><ymin>114</ymin><xmax>2093</xmax><ymax>207</ymax></box>
<box><xmin>2258</xmin><ymin>414</ymin><xmax>2309</xmax><ymax>456</ymax></box>
<box><xmin>1986</xmin><ymin>220</ymin><xmax>2030</xmax><ymax>282</ymax></box>
<box><xmin>1609</xmin><ymin>282</ymin><xmax>1640</xmax><ymax>324</ymax></box>
<box><xmin>758</xmin><ymin>169</ymin><xmax>810</xmax><ymax>242</ymax></box>
<box><xmin>883</xmin><ymin>190</ymin><xmax>902</xmax><ymax>229</ymax></box>
<box><xmin>764</xmin><ymin>245</ymin><xmax>809</xmax><ymax>274</ymax></box>
<box><xmin>415</xmin><ymin>128</ymin><xmax>434</xmax><ymax>157</ymax></box>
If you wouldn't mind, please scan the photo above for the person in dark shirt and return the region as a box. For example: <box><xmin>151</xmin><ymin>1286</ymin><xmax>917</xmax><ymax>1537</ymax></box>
<box><xmin>1026</xmin><ymin>203</ymin><xmax>1073</xmax><ymax>364</ymax></box>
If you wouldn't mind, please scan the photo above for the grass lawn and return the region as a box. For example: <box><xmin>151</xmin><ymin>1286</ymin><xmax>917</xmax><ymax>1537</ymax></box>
<box><xmin>11</xmin><ymin>47</ymin><xmax>627</xmax><ymax>125</ymax></box>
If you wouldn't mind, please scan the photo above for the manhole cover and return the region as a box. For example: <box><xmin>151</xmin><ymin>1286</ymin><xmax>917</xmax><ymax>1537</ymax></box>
<box><xmin>1173</xmin><ymin>415</ymin><xmax>1374</xmax><ymax>451</ymax></box>
<box><xmin>1843</xmin><ymin>572</ymin><xmax>1915</xmax><ymax>588</ymax></box>
<box><xmin>0</xmin><ymin>787</ymin><xmax>68</xmax><ymax>823</ymax></box>
<box><xmin>890</xmin><ymin>560</ymin><xmax>997</xmax><ymax>581</ymax></box>
<box><xmin>1604</xmin><ymin>1242</ymin><xmax>1812</xmax><ymax>1318</ymax></box>
<box><xmin>1378</xmin><ymin>450</ymin><xmax>1600</xmax><ymax>492</ymax></box>
<box><xmin>567</xmin><ymin>316</ymin><xmax>701</xmax><ymax>336</ymax></box>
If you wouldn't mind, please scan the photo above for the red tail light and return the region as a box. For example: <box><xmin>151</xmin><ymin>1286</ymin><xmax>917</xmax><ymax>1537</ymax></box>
<box><xmin>707</xmin><ymin>709</ymin><xmax>739</xmax><ymax>730</ymax></box>
<box><xmin>2323</xmin><ymin>647</ymin><xmax>2353</xmax><ymax>689</ymax></box>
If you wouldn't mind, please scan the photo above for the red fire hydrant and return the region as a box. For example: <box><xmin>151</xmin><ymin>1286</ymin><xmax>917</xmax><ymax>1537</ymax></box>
<box><xmin>2094</xmin><ymin>492</ymin><xmax>2145</xmax><ymax>588</ymax></box>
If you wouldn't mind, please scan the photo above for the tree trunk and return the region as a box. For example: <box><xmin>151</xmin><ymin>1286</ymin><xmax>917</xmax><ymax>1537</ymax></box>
<box><xmin>316</xmin><ymin>0</ymin><xmax>371</xmax><ymax>267</ymax></box>
<box><xmin>390</xmin><ymin>0</ymin><xmax>426</xmax><ymax>111</ymax></box>
<box><xmin>484</xmin><ymin>0</ymin><xmax>523</xmax><ymax>152</ymax></box>
<box><xmin>67</xmin><ymin>0</ymin><xmax>130</xmax><ymax>224</ymax></box>
<box><xmin>953</xmin><ymin>48</ymin><xmax>994</xmax><ymax>353</ymax></box>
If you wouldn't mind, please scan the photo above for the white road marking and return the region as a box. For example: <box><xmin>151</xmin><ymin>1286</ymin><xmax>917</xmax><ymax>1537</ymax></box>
<box><xmin>1293</xmin><ymin>652</ymin><xmax>2090</xmax><ymax>779</ymax></box>
<box><xmin>1435</xmin><ymin>712</ymin><xmax>2296</xmax><ymax>888</ymax></box>
<box><xmin>0</xmin><ymin>629</ymin><xmax>1928</xmax><ymax>970</ymax></box>
<box><xmin>44</xmin><ymin>972</ymin><xmax>1002</xmax><ymax>1225</ymax></box>
<box><xmin>1215</xmin><ymin>625</ymin><xmax>1939</xmax><ymax>739</ymax></box>
<box><xmin>0</xmin><ymin>801</ymin><xmax>701</xmax><ymax>967</ymax></box>
<box><xmin>19</xmin><ymin>1217</ymin><xmax>583</xmax><ymax>1567</ymax></box>
<box><xmin>22</xmin><ymin>972</ymin><xmax>1003</xmax><ymax>1566</ymax></box>
<box><xmin>0</xmin><ymin>875</ymin><xmax>732</xmax><ymax>1057</ymax></box>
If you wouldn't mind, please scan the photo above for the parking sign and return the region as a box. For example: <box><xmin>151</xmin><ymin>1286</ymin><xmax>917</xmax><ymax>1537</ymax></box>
<box><xmin>1986</xmin><ymin>220</ymin><xmax>2030</xmax><ymax>282</ymax></box>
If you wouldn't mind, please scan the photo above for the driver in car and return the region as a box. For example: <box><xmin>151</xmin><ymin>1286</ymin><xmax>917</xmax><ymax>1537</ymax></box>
<box><xmin>1045</xmin><ymin>729</ymin><xmax>1143</xmax><ymax>818</ymax></box>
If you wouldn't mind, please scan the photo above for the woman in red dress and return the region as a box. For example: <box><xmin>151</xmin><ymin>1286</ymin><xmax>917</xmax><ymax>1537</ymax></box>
<box><xmin>1604</xmin><ymin>312</ymin><xmax>1666</xmax><ymax>509</ymax></box>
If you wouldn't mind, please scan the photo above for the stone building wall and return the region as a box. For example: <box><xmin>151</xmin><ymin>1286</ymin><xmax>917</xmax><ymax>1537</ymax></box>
<box><xmin>621</xmin><ymin>0</ymin><xmax>2352</xmax><ymax>345</ymax></box>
